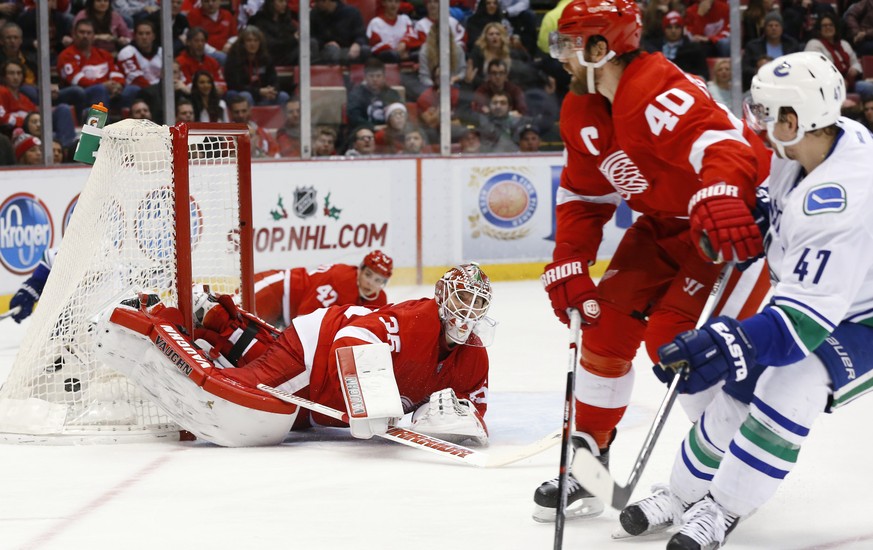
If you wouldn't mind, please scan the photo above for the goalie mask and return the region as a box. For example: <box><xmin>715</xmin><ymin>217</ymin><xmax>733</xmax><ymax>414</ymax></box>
<box><xmin>551</xmin><ymin>0</ymin><xmax>641</xmax><ymax>93</ymax></box>
<box><xmin>358</xmin><ymin>250</ymin><xmax>393</xmax><ymax>300</ymax></box>
<box><xmin>435</xmin><ymin>263</ymin><xmax>496</xmax><ymax>347</ymax></box>
<box><xmin>745</xmin><ymin>52</ymin><xmax>845</xmax><ymax>157</ymax></box>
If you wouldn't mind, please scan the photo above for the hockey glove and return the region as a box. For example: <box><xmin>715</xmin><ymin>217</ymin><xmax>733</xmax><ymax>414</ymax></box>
<box><xmin>654</xmin><ymin>316</ymin><xmax>756</xmax><ymax>394</ymax></box>
<box><xmin>689</xmin><ymin>183</ymin><xmax>764</xmax><ymax>263</ymax></box>
<box><xmin>737</xmin><ymin>185</ymin><xmax>771</xmax><ymax>272</ymax></box>
<box><xmin>8</xmin><ymin>283</ymin><xmax>40</xmax><ymax>323</ymax></box>
<box><xmin>404</xmin><ymin>388</ymin><xmax>489</xmax><ymax>446</ymax></box>
<box><xmin>541</xmin><ymin>258</ymin><xmax>600</xmax><ymax>327</ymax></box>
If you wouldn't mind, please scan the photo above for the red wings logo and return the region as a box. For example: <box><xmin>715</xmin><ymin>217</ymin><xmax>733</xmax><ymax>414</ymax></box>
<box><xmin>599</xmin><ymin>150</ymin><xmax>648</xmax><ymax>199</ymax></box>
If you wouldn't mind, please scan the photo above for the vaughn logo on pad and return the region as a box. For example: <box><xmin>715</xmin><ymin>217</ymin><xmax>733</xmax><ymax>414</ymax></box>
<box><xmin>804</xmin><ymin>183</ymin><xmax>846</xmax><ymax>215</ymax></box>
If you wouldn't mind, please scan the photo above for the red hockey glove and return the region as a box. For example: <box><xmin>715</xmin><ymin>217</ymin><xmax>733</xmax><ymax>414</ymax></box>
<box><xmin>541</xmin><ymin>258</ymin><xmax>600</xmax><ymax>327</ymax></box>
<box><xmin>689</xmin><ymin>183</ymin><xmax>764</xmax><ymax>263</ymax></box>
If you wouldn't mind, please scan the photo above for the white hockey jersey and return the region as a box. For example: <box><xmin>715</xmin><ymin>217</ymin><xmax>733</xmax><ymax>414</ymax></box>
<box><xmin>765</xmin><ymin>117</ymin><xmax>873</xmax><ymax>353</ymax></box>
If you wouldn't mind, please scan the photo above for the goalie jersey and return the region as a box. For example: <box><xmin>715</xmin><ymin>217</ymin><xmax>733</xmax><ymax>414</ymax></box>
<box><xmin>753</xmin><ymin>117</ymin><xmax>873</xmax><ymax>359</ymax></box>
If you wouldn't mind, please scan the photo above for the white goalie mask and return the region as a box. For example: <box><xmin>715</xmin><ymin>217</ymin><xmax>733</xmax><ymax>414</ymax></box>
<box><xmin>434</xmin><ymin>263</ymin><xmax>496</xmax><ymax>347</ymax></box>
<box><xmin>745</xmin><ymin>52</ymin><xmax>845</xmax><ymax>157</ymax></box>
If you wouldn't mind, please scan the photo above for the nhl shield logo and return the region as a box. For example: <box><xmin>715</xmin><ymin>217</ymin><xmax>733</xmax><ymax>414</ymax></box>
<box><xmin>293</xmin><ymin>186</ymin><xmax>317</xmax><ymax>219</ymax></box>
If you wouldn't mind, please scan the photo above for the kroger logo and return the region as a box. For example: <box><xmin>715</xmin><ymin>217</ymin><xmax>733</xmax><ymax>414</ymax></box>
<box><xmin>0</xmin><ymin>193</ymin><xmax>54</xmax><ymax>274</ymax></box>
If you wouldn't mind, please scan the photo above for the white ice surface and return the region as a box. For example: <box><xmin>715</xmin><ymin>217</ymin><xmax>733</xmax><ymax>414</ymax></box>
<box><xmin>1</xmin><ymin>280</ymin><xmax>871</xmax><ymax>550</ymax></box>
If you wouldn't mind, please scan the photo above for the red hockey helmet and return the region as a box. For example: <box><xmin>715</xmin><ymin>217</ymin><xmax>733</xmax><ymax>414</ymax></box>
<box><xmin>361</xmin><ymin>250</ymin><xmax>394</xmax><ymax>278</ymax></box>
<box><xmin>435</xmin><ymin>263</ymin><xmax>496</xmax><ymax>346</ymax></box>
<box><xmin>553</xmin><ymin>0</ymin><xmax>642</xmax><ymax>60</ymax></box>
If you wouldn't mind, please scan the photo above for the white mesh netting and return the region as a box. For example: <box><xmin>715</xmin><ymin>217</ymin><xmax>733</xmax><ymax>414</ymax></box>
<box><xmin>0</xmin><ymin>120</ymin><xmax>247</xmax><ymax>443</ymax></box>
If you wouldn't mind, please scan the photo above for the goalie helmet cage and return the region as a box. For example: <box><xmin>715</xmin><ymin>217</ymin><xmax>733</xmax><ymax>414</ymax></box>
<box><xmin>0</xmin><ymin>120</ymin><xmax>254</xmax><ymax>444</ymax></box>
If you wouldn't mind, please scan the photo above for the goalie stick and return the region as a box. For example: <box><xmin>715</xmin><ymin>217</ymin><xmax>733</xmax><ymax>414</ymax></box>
<box><xmin>571</xmin><ymin>263</ymin><xmax>734</xmax><ymax>511</ymax></box>
<box><xmin>257</xmin><ymin>383</ymin><xmax>561</xmax><ymax>468</ymax></box>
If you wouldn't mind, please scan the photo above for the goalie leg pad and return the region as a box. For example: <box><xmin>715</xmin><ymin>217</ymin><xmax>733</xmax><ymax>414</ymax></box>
<box><xmin>400</xmin><ymin>388</ymin><xmax>489</xmax><ymax>446</ymax></box>
<box><xmin>336</xmin><ymin>343</ymin><xmax>404</xmax><ymax>439</ymax></box>
<box><xmin>95</xmin><ymin>303</ymin><xmax>298</xmax><ymax>447</ymax></box>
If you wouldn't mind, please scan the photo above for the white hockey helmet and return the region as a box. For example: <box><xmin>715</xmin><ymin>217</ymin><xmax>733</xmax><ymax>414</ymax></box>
<box><xmin>434</xmin><ymin>263</ymin><xmax>496</xmax><ymax>347</ymax></box>
<box><xmin>745</xmin><ymin>52</ymin><xmax>845</xmax><ymax>154</ymax></box>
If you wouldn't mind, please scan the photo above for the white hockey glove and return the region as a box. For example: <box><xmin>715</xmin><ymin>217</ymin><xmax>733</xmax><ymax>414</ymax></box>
<box><xmin>402</xmin><ymin>388</ymin><xmax>489</xmax><ymax>446</ymax></box>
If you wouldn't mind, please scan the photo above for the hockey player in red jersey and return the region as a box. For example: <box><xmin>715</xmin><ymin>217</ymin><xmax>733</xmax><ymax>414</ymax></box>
<box><xmin>531</xmin><ymin>0</ymin><xmax>773</xmax><ymax>523</ymax></box>
<box><xmin>251</xmin><ymin>250</ymin><xmax>393</xmax><ymax>327</ymax></box>
<box><xmin>96</xmin><ymin>264</ymin><xmax>494</xmax><ymax>448</ymax></box>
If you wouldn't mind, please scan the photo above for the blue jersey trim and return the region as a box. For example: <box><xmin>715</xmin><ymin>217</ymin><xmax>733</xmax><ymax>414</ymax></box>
<box><xmin>699</xmin><ymin>412</ymin><xmax>725</xmax><ymax>454</ymax></box>
<box><xmin>681</xmin><ymin>443</ymin><xmax>714</xmax><ymax>481</ymax></box>
<box><xmin>740</xmin><ymin>307</ymin><xmax>808</xmax><ymax>367</ymax></box>
<box><xmin>771</xmin><ymin>296</ymin><xmax>836</xmax><ymax>331</ymax></box>
<box><xmin>729</xmin><ymin>441</ymin><xmax>789</xmax><ymax>479</ymax></box>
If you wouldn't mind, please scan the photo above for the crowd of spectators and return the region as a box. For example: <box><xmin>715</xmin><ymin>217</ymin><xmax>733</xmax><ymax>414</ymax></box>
<box><xmin>2</xmin><ymin>0</ymin><xmax>873</xmax><ymax>165</ymax></box>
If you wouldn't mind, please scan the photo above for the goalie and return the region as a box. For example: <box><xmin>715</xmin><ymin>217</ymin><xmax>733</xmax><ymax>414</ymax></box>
<box><xmin>94</xmin><ymin>263</ymin><xmax>495</xmax><ymax>448</ymax></box>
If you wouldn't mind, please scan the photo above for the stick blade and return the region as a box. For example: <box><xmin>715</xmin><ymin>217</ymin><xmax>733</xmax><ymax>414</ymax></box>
<box><xmin>571</xmin><ymin>448</ymin><xmax>615</xmax><ymax>506</ymax></box>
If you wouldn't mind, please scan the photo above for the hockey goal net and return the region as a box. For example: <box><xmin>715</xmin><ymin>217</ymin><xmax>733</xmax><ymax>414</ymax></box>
<box><xmin>0</xmin><ymin>120</ymin><xmax>254</xmax><ymax>443</ymax></box>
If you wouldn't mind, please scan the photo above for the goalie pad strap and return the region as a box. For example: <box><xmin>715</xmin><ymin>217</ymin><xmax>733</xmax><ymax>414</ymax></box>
<box><xmin>227</xmin><ymin>322</ymin><xmax>260</xmax><ymax>364</ymax></box>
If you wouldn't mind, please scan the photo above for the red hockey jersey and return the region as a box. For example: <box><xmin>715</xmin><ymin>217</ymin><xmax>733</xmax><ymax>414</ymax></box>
<box><xmin>253</xmin><ymin>264</ymin><xmax>388</xmax><ymax>326</ymax></box>
<box><xmin>57</xmin><ymin>45</ymin><xmax>124</xmax><ymax>87</ymax></box>
<box><xmin>610</xmin><ymin>53</ymin><xmax>770</xmax><ymax>218</ymax></box>
<box><xmin>289</xmin><ymin>298</ymin><xmax>489</xmax><ymax>427</ymax></box>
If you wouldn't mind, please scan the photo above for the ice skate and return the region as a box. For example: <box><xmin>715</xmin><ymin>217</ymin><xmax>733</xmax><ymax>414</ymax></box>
<box><xmin>531</xmin><ymin>433</ymin><xmax>609</xmax><ymax>522</ymax></box>
<box><xmin>614</xmin><ymin>483</ymin><xmax>686</xmax><ymax>539</ymax></box>
<box><xmin>667</xmin><ymin>494</ymin><xmax>739</xmax><ymax>550</ymax></box>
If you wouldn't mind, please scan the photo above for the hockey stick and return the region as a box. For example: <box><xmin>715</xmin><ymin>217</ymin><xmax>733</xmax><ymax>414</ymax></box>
<box><xmin>257</xmin><ymin>383</ymin><xmax>562</xmax><ymax>468</ymax></box>
<box><xmin>0</xmin><ymin>306</ymin><xmax>21</xmax><ymax>321</ymax></box>
<box><xmin>571</xmin><ymin>263</ymin><xmax>734</xmax><ymax>511</ymax></box>
<box><xmin>554</xmin><ymin>308</ymin><xmax>582</xmax><ymax>550</ymax></box>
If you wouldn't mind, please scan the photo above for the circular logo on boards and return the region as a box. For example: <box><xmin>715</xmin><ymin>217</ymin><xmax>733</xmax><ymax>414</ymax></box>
<box><xmin>0</xmin><ymin>193</ymin><xmax>54</xmax><ymax>274</ymax></box>
<box><xmin>135</xmin><ymin>189</ymin><xmax>203</xmax><ymax>261</ymax></box>
<box><xmin>478</xmin><ymin>172</ymin><xmax>537</xmax><ymax>229</ymax></box>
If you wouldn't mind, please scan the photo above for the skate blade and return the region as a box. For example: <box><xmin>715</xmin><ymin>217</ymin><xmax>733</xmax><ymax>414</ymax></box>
<box><xmin>531</xmin><ymin>499</ymin><xmax>605</xmax><ymax>523</ymax></box>
<box><xmin>611</xmin><ymin>524</ymin><xmax>675</xmax><ymax>540</ymax></box>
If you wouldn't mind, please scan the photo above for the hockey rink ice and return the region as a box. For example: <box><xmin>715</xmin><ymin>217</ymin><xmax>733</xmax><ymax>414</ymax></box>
<box><xmin>1</xmin><ymin>279</ymin><xmax>872</xmax><ymax>550</ymax></box>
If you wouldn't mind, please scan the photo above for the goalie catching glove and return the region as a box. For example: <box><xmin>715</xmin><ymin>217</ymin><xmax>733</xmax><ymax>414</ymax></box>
<box><xmin>541</xmin><ymin>258</ymin><xmax>600</xmax><ymax>327</ymax></box>
<box><xmin>398</xmin><ymin>388</ymin><xmax>489</xmax><ymax>446</ymax></box>
<box><xmin>689</xmin><ymin>183</ymin><xmax>764</xmax><ymax>263</ymax></box>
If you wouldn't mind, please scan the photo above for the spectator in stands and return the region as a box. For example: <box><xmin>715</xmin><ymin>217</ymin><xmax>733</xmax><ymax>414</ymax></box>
<box><xmin>642</xmin><ymin>11</ymin><xmax>709</xmax><ymax>80</ymax></box>
<box><xmin>685</xmin><ymin>0</ymin><xmax>731</xmax><ymax>58</ymax></box>
<box><xmin>467</xmin><ymin>21</ymin><xmax>534</xmax><ymax>90</ymax></box>
<box><xmin>707</xmin><ymin>57</ymin><xmax>732</xmax><ymax>105</ymax></box>
<box><xmin>345</xmin><ymin>124</ymin><xmax>377</xmax><ymax>156</ymax></box>
<box><xmin>224</xmin><ymin>26</ymin><xmax>289</xmax><ymax>107</ymax></box>
<box><xmin>471</xmin><ymin>58</ymin><xmax>526</xmax><ymax>115</ymax></box>
<box><xmin>535</xmin><ymin>0</ymin><xmax>571</xmax><ymax>100</ymax></box>
<box><xmin>52</xmin><ymin>139</ymin><xmax>65</xmax><ymax>163</ymax></box>
<box><xmin>18</xmin><ymin>0</ymin><xmax>73</xmax><ymax>64</ymax></box>
<box><xmin>0</xmin><ymin>23</ymin><xmax>38</xmax><ymax>103</ymax></box>
<box><xmin>248</xmin><ymin>0</ymin><xmax>304</xmax><ymax>66</ymax></box>
<box><xmin>416</xmin><ymin>65</ymin><xmax>461</xmax><ymax>144</ymax></box>
<box><xmin>186</xmin><ymin>0</ymin><xmax>237</xmax><ymax>64</ymax></box>
<box><xmin>228</xmin><ymin>94</ymin><xmax>279</xmax><ymax>158</ymax></box>
<box><xmin>1</xmin><ymin>61</ymin><xmax>76</xmax><ymax>147</ymax></box>
<box><xmin>276</xmin><ymin>97</ymin><xmax>300</xmax><ymax>158</ymax></box>
<box><xmin>173</xmin><ymin>60</ymin><xmax>191</xmax><ymax>99</ymax></box>
<box><xmin>114</xmin><ymin>0</ymin><xmax>159</xmax><ymax>25</ymax></box>
<box><xmin>465</xmin><ymin>0</ymin><xmax>513</xmax><ymax>53</ymax></box>
<box><xmin>0</xmin><ymin>1</ymin><xmax>19</xmax><ymax>24</ymax></box>
<box><xmin>845</xmin><ymin>0</ymin><xmax>873</xmax><ymax>56</ymax></box>
<box><xmin>861</xmin><ymin>95</ymin><xmax>873</xmax><ymax>131</ymax></box>
<box><xmin>310</xmin><ymin>0</ymin><xmax>369</xmax><ymax>65</ymax></box>
<box><xmin>146</xmin><ymin>0</ymin><xmax>189</xmax><ymax>56</ymax></box>
<box><xmin>0</xmin><ymin>133</ymin><xmax>12</xmax><ymax>165</ymax></box>
<box><xmin>12</xmin><ymin>128</ymin><xmax>41</xmax><ymax>165</ymax></box>
<box><xmin>117</xmin><ymin>19</ymin><xmax>162</xmax><ymax>119</ymax></box>
<box><xmin>57</xmin><ymin>18</ymin><xmax>129</xmax><ymax>118</ymax></box>
<box><xmin>129</xmin><ymin>97</ymin><xmax>152</xmax><ymax>120</ymax></box>
<box><xmin>347</xmin><ymin>57</ymin><xmax>402</xmax><ymax>130</ymax></box>
<box><xmin>517</xmin><ymin>123</ymin><xmax>540</xmax><ymax>152</ymax></box>
<box><xmin>782</xmin><ymin>0</ymin><xmax>835</xmax><ymax>45</ymax></box>
<box><xmin>497</xmin><ymin>0</ymin><xmax>539</xmax><ymax>58</ymax></box>
<box><xmin>22</xmin><ymin>111</ymin><xmax>39</xmax><ymax>136</ymax></box>
<box><xmin>742</xmin><ymin>12</ymin><xmax>801</xmax><ymax>89</ymax></box>
<box><xmin>374</xmin><ymin>102</ymin><xmax>411</xmax><ymax>154</ymax></box>
<box><xmin>805</xmin><ymin>14</ymin><xmax>873</xmax><ymax>96</ymax></box>
<box><xmin>176</xmin><ymin>27</ymin><xmax>227</xmax><ymax>95</ymax></box>
<box><xmin>402</xmin><ymin>127</ymin><xmax>428</xmax><ymax>154</ymax></box>
<box><xmin>742</xmin><ymin>0</ymin><xmax>777</xmax><ymax>45</ymax></box>
<box><xmin>477</xmin><ymin>90</ymin><xmax>529</xmax><ymax>153</ymax></box>
<box><xmin>73</xmin><ymin>0</ymin><xmax>132</xmax><ymax>54</ymax></box>
<box><xmin>176</xmin><ymin>96</ymin><xmax>195</xmax><ymax>122</ymax></box>
<box><xmin>366</xmin><ymin>0</ymin><xmax>414</xmax><ymax>63</ymax></box>
<box><xmin>522</xmin><ymin>70</ymin><xmax>559</xmax><ymax>141</ymax></box>
<box><xmin>190</xmin><ymin>69</ymin><xmax>228</xmax><ymax>122</ymax></box>
<box><xmin>418</xmin><ymin>24</ymin><xmax>466</xmax><ymax>90</ymax></box>
<box><xmin>313</xmin><ymin>125</ymin><xmax>338</xmax><ymax>156</ymax></box>
<box><xmin>641</xmin><ymin>0</ymin><xmax>680</xmax><ymax>49</ymax></box>
<box><xmin>407</xmin><ymin>0</ymin><xmax>466</xmax><ymax>55</ymax></box>
<box><xmin>457</xmin><ymin>125</ymin><xmax>482</xmax><ymax>154</ymax></box>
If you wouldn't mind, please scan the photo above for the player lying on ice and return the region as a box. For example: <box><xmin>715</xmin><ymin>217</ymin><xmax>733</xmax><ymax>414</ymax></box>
<box><xmin>93</xmin><ymin>263</ymin><xmax>496</xmax><ymax>448</ymax></box>
<box><xmin>616</xmin><ymin>52</ymin><xmax>873</xmax><ymax>549</ymax></box>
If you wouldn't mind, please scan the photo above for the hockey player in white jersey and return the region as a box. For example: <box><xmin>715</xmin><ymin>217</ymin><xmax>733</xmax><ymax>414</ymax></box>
<box><xmin>617</xmin><ymin>51</ymin><xmax>873</xmax><ymax>549</ymax></box>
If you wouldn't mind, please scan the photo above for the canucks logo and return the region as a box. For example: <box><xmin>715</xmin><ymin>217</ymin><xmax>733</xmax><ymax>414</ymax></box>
<box><xmin>803</xmin><ymin>183</ymin><xmax>846</xmax><ymax>215</ymax></box>
<box><xmin>0</xmin><ymin>193</ymin><xmax>54</xmax><ymax>274</ymax></box>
